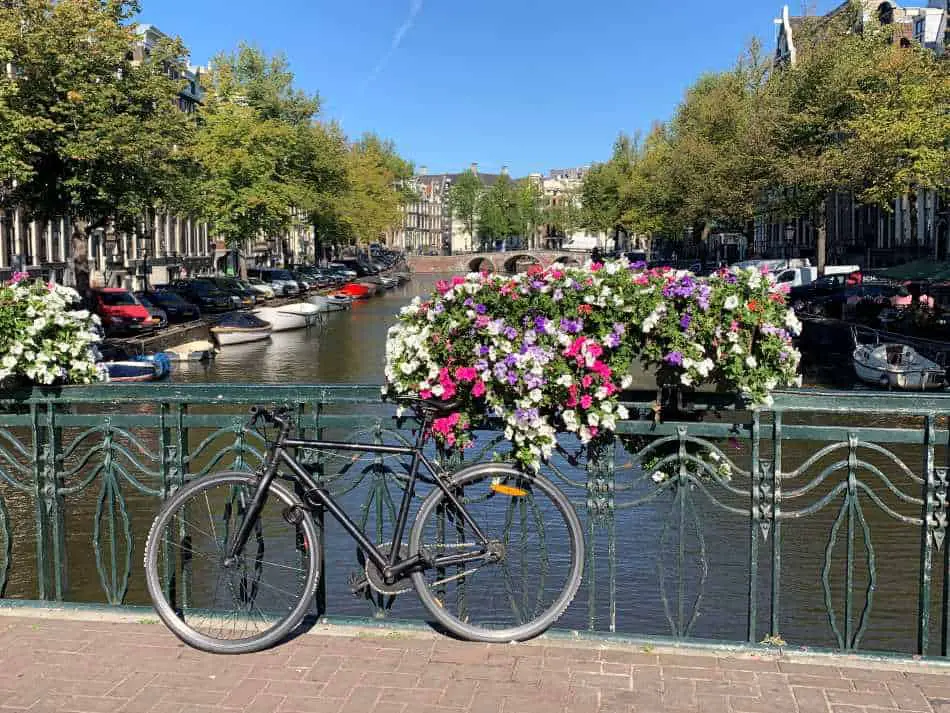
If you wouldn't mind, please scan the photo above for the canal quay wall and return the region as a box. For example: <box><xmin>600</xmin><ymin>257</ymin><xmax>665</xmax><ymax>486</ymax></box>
<box><xmin>3</xmin><ymin>384</ymin><xmax>950</xmax><ymax>665</ymax></box>
<box><xmin>408</xmin><ymin>251</ymin><xmax>580</xmax><ymax>274</ymax></box>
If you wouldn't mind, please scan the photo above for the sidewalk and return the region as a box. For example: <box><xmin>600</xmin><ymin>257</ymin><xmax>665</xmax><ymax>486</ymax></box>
<box><xmin>0</xmin><ymin>613</ymin><xmax>948</xmax><ymax>713</ymax></box>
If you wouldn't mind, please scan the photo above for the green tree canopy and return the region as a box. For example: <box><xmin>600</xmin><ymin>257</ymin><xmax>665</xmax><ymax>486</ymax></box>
<box><xmin>447</xmin><ymin>169</ymin><xmax>483</xmax><ymax>248</ymax></box>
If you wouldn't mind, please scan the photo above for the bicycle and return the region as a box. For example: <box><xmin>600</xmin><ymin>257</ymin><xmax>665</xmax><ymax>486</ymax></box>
<box><xmin>144</xmin><ymin>401</ymin><xmax>585</xmax><ymax>653</ymax></box>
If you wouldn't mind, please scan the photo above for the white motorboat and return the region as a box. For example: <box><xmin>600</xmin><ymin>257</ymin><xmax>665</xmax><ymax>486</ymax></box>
<box><xmin>853</xmin><ymin>342</ymin><xmax>947</xmax><ymax>390</ymax></box>
<box><xmin>211</xmin><ymin>313</ymin><xmax>273</xmax><ymax>346</ymax></box>
<box><xmin>253</xmin><ymin>303</ymin><xmax>322</xmax><ymax>332</ymax></box>
<box><xmin>307</xmin><ymin>293</ymin><xmax>352</xmax><ymax>312</ymax></box>
<box><xmin>163</xmin><ymin>340</ymin><xmax>217</xmax><ymax>362</ymax></box>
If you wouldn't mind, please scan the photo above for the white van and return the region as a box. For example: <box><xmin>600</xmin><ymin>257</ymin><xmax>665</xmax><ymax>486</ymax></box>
<box><xmin>772</xmin><ymin>264</ymin><xmax>860</xmax><ymax>289</ymax></box>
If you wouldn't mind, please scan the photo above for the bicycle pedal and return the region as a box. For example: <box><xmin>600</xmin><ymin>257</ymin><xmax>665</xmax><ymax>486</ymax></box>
<box><xmin>347</xmin><ymin>571</ymin><xmax>369</xmax><ymax>596</ymax></box>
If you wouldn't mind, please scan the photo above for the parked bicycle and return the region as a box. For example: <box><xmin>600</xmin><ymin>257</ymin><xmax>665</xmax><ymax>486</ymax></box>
<box><xmin>144</xmin><ymin>401</ymin><xmax>585</xmax><ymax>653</ymax></box>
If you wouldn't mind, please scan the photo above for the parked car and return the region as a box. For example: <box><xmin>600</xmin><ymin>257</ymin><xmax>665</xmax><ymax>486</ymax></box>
<box><xmin>247</xmin><ymin>268</ymin><xmax>300</xmax><ymax>296</ymax></box>
<box><xmin>133</xmin><ymin>293</ymin><xmax>168</xmax><ymax>330</ymax></box>
<box><xmin>166</xmin><ymin>280</ymin><xmax>232</xmax><ymax>313</ymax></box>
<box><xmin>208</xmin><ymin>277</ymin><xmax>257</xmax><ymax>308</ymax></box>
<box><xmin>89</xmin><ymin>288</ymin><xmax>154</xmax><ymax>335</ymax></box>
<box><xmin>243</xmin><ymin>278</ymin><xmax>275</xmax><ymax>300</ymax></box>
<box><xmin>137</xmin><ymin>290</ymin><xmax>201</xmax><ymax>323</ymax></box>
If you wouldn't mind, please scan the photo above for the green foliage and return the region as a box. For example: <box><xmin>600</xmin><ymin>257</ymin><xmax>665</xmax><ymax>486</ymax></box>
<box><xmin>0</xmin><ymin>0</ymin><xmax>195</xmax><ymax>236</ymax></box>
<box><xmin>447</xmin><ymin>169</ymin><xmax>483</xmax><ymax>246</ymax></box>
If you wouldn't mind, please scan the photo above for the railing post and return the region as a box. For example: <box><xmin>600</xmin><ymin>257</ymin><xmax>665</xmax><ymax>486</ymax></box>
<box><xmin>919</xmin><ymin>415</ymin><xmax>941</xmax><ymax>656</ymax></box>
<box><xmin>31</xmin><ymin>401</ymin><xmax>67</xmax><ymax>601</ymax></box>
<box><xmin>771</xmin><ymin>413</ymin><xmax>784</xmax><ymax>642</ymax></box>
<box><xmin>586</xmin><ymin>437</ymin><xmax>615</xmax><ymax>631</ymax></box>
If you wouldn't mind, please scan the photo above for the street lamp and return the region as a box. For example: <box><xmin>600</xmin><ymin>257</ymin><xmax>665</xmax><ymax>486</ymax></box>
<box><xmin>784</xmin><ymin>224</ymin><xmax>795</xmax><ymax>261</ymax></box>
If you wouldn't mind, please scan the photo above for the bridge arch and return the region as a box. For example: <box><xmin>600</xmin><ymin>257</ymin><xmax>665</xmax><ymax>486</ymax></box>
<box><xmin>502</xmin><ymin>253</ymin><xmax>542</xmax><ymax>274</ymax></box>
<box><xmin>467</xmin><ymin>256</ymin><xmax>495</xmax><ymax>273</ymax></box>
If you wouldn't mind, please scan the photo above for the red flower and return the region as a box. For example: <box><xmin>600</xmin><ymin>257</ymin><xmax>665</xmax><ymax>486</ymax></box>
<box><xmin>747</xmin><ymin>300</ymin><xmax>758</xmax><ymax>312</ymax></box>
<box><xmin>578</xmin><ymin>304</ymin><xmax>593</xmax><ymax>315</ymax></box>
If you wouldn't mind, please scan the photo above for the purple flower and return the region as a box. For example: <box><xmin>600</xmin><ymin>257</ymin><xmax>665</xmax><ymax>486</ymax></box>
<box><xmin>559</xmin><ymin>318</ymin><xmax>583</xmax><ymax>334</ymax></box>
<box><xmin>433</xmin><ymin>302</ymin><xmax>445</xmax><ymax>314</ymax></box>
<box><xmin>604</xmin><ymin>333</ymin><xmax>621</xmax><ymax>348</ymax></box>
<box><xmin>525</xmin><ymin>373</ymin><xmax>543</xmax><ymax>389</ymax></box>
<box><xmin>504</xmin><ymin>354</ymin><xmax>518</xmax><ymax>367</ymax></box>
<box><xmin>725</xmin><ymin>273</ymin><xmax>738</xmax><ymax>284</ymax></box>
<box><xmin>475</xmin><ymin>303</ymin><xmax>487</xmax><ymax>315</ymax></box>
<box><xmin>475</xmin><ymin>359</ymin><xmax>489</xmax><ymax>371</ymax></box>
<box><xmin>680</xmin><ymin>313</ymin><xmax>692</xmax><ymax>330</ymax></box>
<box><xmin>664</xmin><ymin>351</ymin><xmax>684</xmax><ymax>366</ymax></box>
<box><xmin>531</xmin><ymin>280</ymin><xmax>545</xmax><ymax>290</ymax></box>
<box><xmin>493</xmin><ymin>363</ymin><xmax>508</xmax><ymax>380</ymax></box>
<box><xmin>697</xmin><ymin>286</ymin><xmax>712</xmax><ymax>311</ymax></box>
<box><xmin>507</xmin><ymin>372</ymin><xmax>518</xmax><ymax>385</ymax></box>
<box><xmin>504</xmin><ymin>327</ymin><xmax>519</xmax><ymax>340</ymax></box>
<box><xmin>630</xmin><ymin>261</ymin><xmax>647</xmax><ymax>269</ymax></box>
<box><xmin>534</xmin><ymin>316</ymin><xmax>547</xmax><ymax>332</ymax></box>
<box><xmin>478</xmin><ymin>345</ymin><xmax>490</xmax><ymax>356</ymax></box>
<box><xmin>463</xmin><ymin>297</ymin><xmax>474</xmax><ymax>307</ymax></box>
<box><xmin>613</xmin><ymin>323</ymin><xmax>625</xmax><ymax>335</ymax></box>
<box><xmin>553</xmin><ymin>289</ymin><xmax>564</xmax><ymax>301</ymax></box>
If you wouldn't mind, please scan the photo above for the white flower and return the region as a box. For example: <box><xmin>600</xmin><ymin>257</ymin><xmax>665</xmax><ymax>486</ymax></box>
<box><xmin>1</xmin><ymin>355</ymin><xmax>16</xmax><ymax>369</ymax></box>
<box><xmin>616</xmin><ymin>405</ymin><xmax>629</xmax><ymax>419</ymax></box>
<box><xmin>681</xmin><ymin>373</ymin><xmax>694</xmax><ymax>386</ymax></box>
<box><xmin>745</xmin><ymin>356</ymin><xmax>758</xmax><ymax>368</ymax></box>
<box><xmin>652</xmin><ymin>471</ymin><xmax>668</xmax><ymax>483</ymax></box>
<box><xmin>620</xmin><ymin>375</ymin><xmax>633</xmax><ymax>389</ymax></box>
<box><xmin>724</xmin><ymin>295</ymin><xmax>739</xmax><ymax>311</ymax></box>
<box><xmin>556</xmin><ymin>374</ymin><xmax>573</xmax><ymax>387</ymax></box>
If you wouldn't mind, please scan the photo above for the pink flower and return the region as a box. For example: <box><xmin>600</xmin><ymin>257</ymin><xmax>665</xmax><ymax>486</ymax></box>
<box><xmin>419</xmin><ymin>389</ymin><xmax>433</xmax><ymax>400</ymax></box>
<box><xmin>472</xmin><ymin>380</ymin><xmax>486</xmax><ymax>397</ymax></box>
<box><xmin>475</xmin><ymin>315</ymin><xmax>490</xmax><ymax>328</ymax></box>
<box><xmin>581</xmin><ymin>375</ymin><xmax>593</xmax><ymax>389</ymax></box>
<box><xmin>589</xmin><ymin>426</ymin><xmax>599</xmax><ymax>438</ymax></box>
<box><xmin>451</xmin><ymin>275</ymin><xmax>465</xmax><ymax>286</ymax></box>
<box><xmin>580</xmin><ymin>395</ymin><xmax>593</xmax><ymax>409</ymax></box>
<box><xmin>563</xmin><ymin>337</ymin><xmax>586</xmax><ymax>358</ymax></box>
<box><xmin>591</xmin><ymin>361</ymin><xmax>612</xmax><ymax>379</ymax></box>
<box><xmin>585</xmin><ymin>342</ymin><xmax>603</xmax><ymax>359</ymax></box>
<box><xmin>730</xmin><ymin>321</ymin><xmax>739</xmax><ymax>332</ymax></box>
<box><xmin>436</xmin><ymin>280</ymin><xmax>450</xmax><ymax>294</ymax></box>
<box><xmin>454</xmin><ymin>366</ymin><xmax>477</xmax><ymax>382</ymax></box>
<box><xmin>566</xmin><ymin>385</ymin><xmax>578</xmax><ymax>408</ymax></box>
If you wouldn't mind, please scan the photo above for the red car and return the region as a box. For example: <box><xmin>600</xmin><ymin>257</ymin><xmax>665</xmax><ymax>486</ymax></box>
<box><xmin>90</xmin><ymin>288</ymin><xmax>155</xmax><ymax>335</ymax></box>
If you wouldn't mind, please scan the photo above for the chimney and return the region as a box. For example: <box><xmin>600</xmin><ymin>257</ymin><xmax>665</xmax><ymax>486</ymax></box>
<box><xmin>470</xmin><ymin>162</ymin><xmax>478</xmax><ymax>175</ymax></box>
<box><xmin>418</xmin><ymin>165</ymin><xmax>428</xmax><ymax>176</ymax></box>
<box><xmin>501</xmin><ymin>165</ymin><xmax>509</xmax><ymax>176</ymax></box>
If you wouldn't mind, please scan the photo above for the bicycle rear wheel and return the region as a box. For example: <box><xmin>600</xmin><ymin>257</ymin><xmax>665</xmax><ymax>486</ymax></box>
<box><xmin>144</xmin><ymin>471</ymin><xmax>320</xmax><ymax>654</ymax></box>
<box><xmin>409</xmin><ymin>463</ymin><xmax>584</xmax><ymax>642</ymax></box>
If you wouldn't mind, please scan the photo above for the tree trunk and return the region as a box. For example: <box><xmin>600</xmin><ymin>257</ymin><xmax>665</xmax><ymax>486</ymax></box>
<box><xmin>908</xmin><ymin>187</ymin><xmax>919</xmax><ymax>258</ymax></box>
<box><xmin>70</xmin><ymin>219</ymin><xmax>91</xmax><ymax>299</ymax></box>
<box><xmin>815</xmin><ymin>199</ymin><xmax>828</xmax><ymax>276</ymax></box>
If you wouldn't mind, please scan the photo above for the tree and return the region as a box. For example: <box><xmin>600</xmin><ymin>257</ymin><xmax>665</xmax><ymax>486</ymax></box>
<box><xmin>477</xmin><ymin>174</ymin><xmax>519</xmax><ymax>247</ymax></box>
<box><xmin>194</xmin><ymin>45</ymin><xmax>347</xmax><ymax>272</ymax></box>
<box><xmin>542</xmin><ymin>188</ymin><xmax>581</xmax><ymax>247</ymax></box>
<box><xmin>336</xmin><ymin>133</ymin><xmax>413</xmax><ymax>249</ymax></box>
<box><xmin>0</xmin><ymin>0</ymin><xmax>195</xmax><ymax>290</ymax></box>
<box><xmin>515</xmin><ymin>178</ymin><xmax>544</xmax><ymax>249</ymax></box>
<box><xmin>447</xmin><ymin>169</ymin><xmax>482</xmax><ymax>252</ymax></box>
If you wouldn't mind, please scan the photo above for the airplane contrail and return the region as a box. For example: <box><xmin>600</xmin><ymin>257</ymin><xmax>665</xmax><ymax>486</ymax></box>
<box><xmin>362</xmin><ymin>0</ymin><xmax>424</xmax><ymax>90</ymax></box>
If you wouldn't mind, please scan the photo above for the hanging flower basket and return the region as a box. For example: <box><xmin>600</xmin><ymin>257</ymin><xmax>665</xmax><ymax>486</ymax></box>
<box><xmin>384</xmin><ymin>259</ymin><xmax>802</xmax><ymax>471</ymax></box>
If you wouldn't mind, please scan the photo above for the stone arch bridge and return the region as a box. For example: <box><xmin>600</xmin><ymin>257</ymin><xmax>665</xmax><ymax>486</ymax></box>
<box><xmin>407</xmin><ymin>250</ymin><xmax>584</xmax><ymax>275</ymax></box>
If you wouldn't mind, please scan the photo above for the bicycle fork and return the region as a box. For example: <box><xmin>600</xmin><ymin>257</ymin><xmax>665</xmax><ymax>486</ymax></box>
<box><xmin>224</xmin><ymin>418</ymin><xmax>292</xmax><ymax>566</ymax></box>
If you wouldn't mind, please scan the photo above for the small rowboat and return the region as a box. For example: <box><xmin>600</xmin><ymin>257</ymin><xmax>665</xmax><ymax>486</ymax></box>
<box><xmin>853</xmin><ymin>342</ymin><xmax>947</xmax><ymax>390</ymax></box>
<box><xmin>253</xmin><ymin>303</ymin><xmax>322</xmax><ymax>332</ymax></box>
<box><xmin>104</xmin><ymin>360</ymin><xmax>165</xmax><ymax>383</ymax></box>
<box><xmin>307</xmin><ymin>293</ymin><xmax>352</xmax><ymax>312</ymax></box>
<box><xmin>211</xmin><ymin>313</ymin><xmax>273</xmax><ymax>346</ymax></box>
<box><xmin>163</xmin><ymin>340</ymin><xmax>217</xmax><ymax>362</ymax></box>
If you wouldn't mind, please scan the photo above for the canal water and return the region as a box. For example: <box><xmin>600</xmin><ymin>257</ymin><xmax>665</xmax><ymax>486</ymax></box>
<box><xmin>1</xmin><ymin>274</ymin><xmax>943</xmax><ymax>655</ymax></box>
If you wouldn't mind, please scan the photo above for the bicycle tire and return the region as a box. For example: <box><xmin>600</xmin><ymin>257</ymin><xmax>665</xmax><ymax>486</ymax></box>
<box><xmin>144</xmin><ymin>471</ymin><xmax>320</xmax><ymax>654</ymax></box>
<box><xmin>409</xmin><ymin>463</ymin><xmax>584</xmax><ymax>642</ymax></box>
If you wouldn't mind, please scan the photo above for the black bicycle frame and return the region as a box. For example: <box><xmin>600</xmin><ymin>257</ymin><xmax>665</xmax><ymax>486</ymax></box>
<box><xmin>227</xmin><ymin>420</ymin><xmax>492</xmax><ymax>581</ymax></box>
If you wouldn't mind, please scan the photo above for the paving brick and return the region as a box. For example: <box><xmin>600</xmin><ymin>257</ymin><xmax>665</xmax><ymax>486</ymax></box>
<box><xmin>826</xmin><ymin>689</ymin><xmax>897</xmax><ymax>707</ymax></box>
<box><xmin>886</xmin><ymin>680</ymin><xmax>933</xmax><ymax>711</ymax></box>
<box><xmin>792</xmin><ymin>685</ymin><xmax>831</xmax><ymax>712</ymax></box>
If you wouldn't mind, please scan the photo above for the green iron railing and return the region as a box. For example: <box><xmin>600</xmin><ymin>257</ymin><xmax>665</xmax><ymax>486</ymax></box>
<box><xmin>1</xmin><ymin>383</ymin><xmax>949</xmax><ymax>657</ymax></box>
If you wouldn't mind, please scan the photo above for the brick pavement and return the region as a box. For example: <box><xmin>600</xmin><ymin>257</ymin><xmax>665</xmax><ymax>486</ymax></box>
<box><xmin>0</xmin><ymin>613</ymin><xmax>949</xmax><ymax>713</ymax></box>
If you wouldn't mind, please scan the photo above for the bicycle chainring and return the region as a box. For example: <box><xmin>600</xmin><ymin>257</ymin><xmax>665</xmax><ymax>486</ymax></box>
<box><xmin>363</xmin><ymin>542</ymin><xmax>412</xmax><ymax>596</ymax></box>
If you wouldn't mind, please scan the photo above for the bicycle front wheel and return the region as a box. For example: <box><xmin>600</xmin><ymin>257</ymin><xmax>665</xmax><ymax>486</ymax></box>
<box><xmin>144</xmin><ymin>471</ymin><xmax>320</xmax><ymax>654</ymax></box>
<box><xmin>409</xmin><ymin>463</ymin><xmax>584</xmax><ymax>642</ymax></box>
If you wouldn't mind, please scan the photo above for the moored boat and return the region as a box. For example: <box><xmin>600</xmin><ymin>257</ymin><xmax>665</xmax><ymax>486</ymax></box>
<box><xmin>103</xmin><ymin>360</ymin><xmax>166</xmax><ymax>383</ymax></box>
<box><xmin>340</xmin><ymin>282</ymin><xmax>373</xmax><ymax>299</ymax></box>
<box><xmin>211</xmin><ymin>313</ymin><xmax>273</xmax><ymax>346</ymax></box>
<box><xmin>163</xmin><ymin>340</ymin><xmax>217</xmax><ymax>362</ymax></box>
<box><xmin>253</xmin><ymin>303</ymin><xmax>322</xmax><ymax>332</ymax></box>
<box><xmin>307</xmin><ymin>293</ymin><xmax>352</xmax><ymax>312</ymax></box>
<box><xmin>853</xmin><ymin>342</ymin><xmax>947</xmax><ymax>390</ymax></box>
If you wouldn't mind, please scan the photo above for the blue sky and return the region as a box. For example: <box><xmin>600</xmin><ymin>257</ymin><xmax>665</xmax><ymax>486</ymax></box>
<box><xmin>141</xmin><ymin>0</ymin><xmax>842</xmax><ymax>177</ymax></box>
